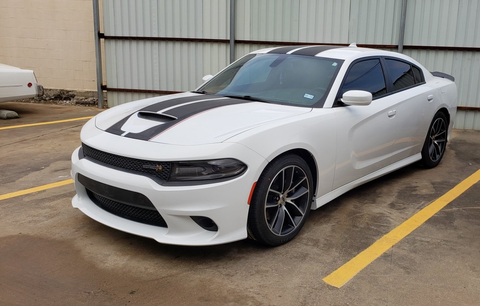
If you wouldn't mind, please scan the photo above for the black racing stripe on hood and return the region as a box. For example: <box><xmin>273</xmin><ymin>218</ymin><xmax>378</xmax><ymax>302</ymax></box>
<box><xmin>267</xmin><ymin>46</ymin><xmax>309</xmax><ymax>54</ymax></box>
<box><xmin>106</xmin><ymin>116</ymin><xmax>132</xmax><ymax>136</ymax></box>
<box><xmin>163</xmin><ymin>98</ymin><xmax>233</xmax><ymax>118</ymax></box>
<box><xmin>106</xmin><ymin>94</ymin><xmax>223</xmax><ymax>136</ymax></box>
<box><xmin>140</xmin><ymin>95</ymin><xmax>217</xmax><ymax>113</ymax></box>
<box><xmin>123</xmin><ymin>98</ymin><xmax>252</xmax><ymax>141</ymax></box>
<box><xmin>290</xmin><ymin>45</ymin><xmax>342</xmax><ymax>56</ymax></box>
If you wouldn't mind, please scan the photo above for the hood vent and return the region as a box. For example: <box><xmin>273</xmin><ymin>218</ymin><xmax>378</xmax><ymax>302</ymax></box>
<box><xmin>137</xmin><ymin>111</ymin><xmax>177</xmax><ymax>123</ymax></box>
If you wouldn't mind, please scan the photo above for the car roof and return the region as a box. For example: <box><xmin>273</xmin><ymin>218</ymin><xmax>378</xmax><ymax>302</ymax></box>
<box><xmin>252</xmin><ymin>45</ymin><xmax>419</xmax><ymax>65</ymax></box>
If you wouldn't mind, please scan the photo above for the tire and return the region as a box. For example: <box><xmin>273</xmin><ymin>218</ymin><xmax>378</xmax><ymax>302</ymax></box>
<box><xmin>421</xmin><ymin>111</ymin><xmax>448</xmax><ymax>168</ymax></box>
<box><xmin>248</xmin><ymin>154</ymin><xmax>314</xmax><ymax>246</ymax></box>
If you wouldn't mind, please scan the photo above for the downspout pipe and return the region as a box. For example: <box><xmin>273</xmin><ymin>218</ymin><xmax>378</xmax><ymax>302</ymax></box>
<box><xmin>230</xmin><ymin>0</ymin><xmax>236</xmax><ymax>63</ymax></box>
<box><xmin>93</xmin><ymin>0</ymin><xmax>104</xmax><ymax>108</ymax></box>
<box><xmin>398</xmin><ymin>0</ymin><xmax>408</xmax><ymax>53</ymax></box>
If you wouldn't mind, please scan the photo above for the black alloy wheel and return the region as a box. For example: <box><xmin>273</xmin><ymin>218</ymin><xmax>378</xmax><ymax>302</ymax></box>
<box><xmin>421</xmin><ymin>111</ymin><xmax>448</xmax><ymax>168</ymax></box>
<box><xmin>248</xmin><ymin>154</ymin><xmax>313</xmax><ymax>246</ymax></box>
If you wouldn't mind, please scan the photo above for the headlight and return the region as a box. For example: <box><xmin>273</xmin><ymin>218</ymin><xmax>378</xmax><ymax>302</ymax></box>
<box><xmin>169</xmin><ymin>159</ymin><xmax>247</xmax><ymax>181</ymax></box>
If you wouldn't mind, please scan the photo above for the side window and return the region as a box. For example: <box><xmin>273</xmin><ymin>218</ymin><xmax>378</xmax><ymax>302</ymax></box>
<box><xmin>385</xmin><ymin>59</ymin><xmax>415</xmax><ymax>91</ymax></box>
<box><xmin>341</xmin><ymin>59</ymin><xmax>387</xmax><ymax>99</ymax></box>
<box><xmin>412</xmin><ymin>65</ymin><xmax>424</xmax><ymax>84</ymax></box>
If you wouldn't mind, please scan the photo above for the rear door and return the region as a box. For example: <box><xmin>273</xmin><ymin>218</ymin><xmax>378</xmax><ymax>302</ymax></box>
<box><xmin>382</xmin><ymin>58</ymin><xmax>433</xmax><ymax>158</ymax></box>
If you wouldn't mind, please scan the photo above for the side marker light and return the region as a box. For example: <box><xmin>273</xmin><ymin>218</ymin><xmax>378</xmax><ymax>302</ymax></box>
<box><xmin>247</xmin><ymin>182</ymin><xmax>257</xmax><ymax>205</ymax></box>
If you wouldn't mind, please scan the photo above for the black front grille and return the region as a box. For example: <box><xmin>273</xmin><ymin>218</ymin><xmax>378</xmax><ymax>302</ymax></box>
<box><xmin>78</xmin><ymin>173</ymin><xmax>167</xmax><ymax>227</ymax></box>
<box><xmin>87</xmin><ymin>190</ymin><xmax>167</xmax><ymax>227</ymax></box>
<box><xmin>82</xmin><ymin>143</ymin><xmax>171</xmax><ymax>182</ymax></box>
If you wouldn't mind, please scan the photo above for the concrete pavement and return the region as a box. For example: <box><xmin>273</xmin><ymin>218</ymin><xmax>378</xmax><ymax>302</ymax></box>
<box><xmin>1</xmin><ymin>102</ymin><xmax>479</xmax><ymax>305</ymax></box>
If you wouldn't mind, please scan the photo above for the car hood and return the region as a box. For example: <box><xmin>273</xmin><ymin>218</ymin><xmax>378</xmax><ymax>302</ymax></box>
<box><xmin>95</xmin><ymin>94</ymin><xmax>311</xmax><ymax>145</ymax></box>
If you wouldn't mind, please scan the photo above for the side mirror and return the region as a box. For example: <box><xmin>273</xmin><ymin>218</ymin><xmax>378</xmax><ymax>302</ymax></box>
<box><xmin>341</xmin><ymin>90</ymin><xmax>372</xmax><ymax>106</ymax></box>
<box><xmin>202</xmin><ymin>75</ymin><xmax>214</xmax><ymax>82</ymax></box>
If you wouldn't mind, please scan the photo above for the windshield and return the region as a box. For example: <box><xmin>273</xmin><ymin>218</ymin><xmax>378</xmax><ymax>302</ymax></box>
<box><xmin>197</xmin><ymin>53</ymin><xmax>343</xmax><ymax>107</ymax></box>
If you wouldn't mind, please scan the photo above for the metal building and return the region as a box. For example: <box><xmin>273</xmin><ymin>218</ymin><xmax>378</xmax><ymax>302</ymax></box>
<box><xmin>94</xmin><ymin>0</ymin><xmax>480</xmax><ymax>130</ymax></box>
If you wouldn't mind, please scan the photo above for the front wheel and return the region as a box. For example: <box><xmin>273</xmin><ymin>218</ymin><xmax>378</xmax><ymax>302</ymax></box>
<box><xmin>248</xmin><ymin>154</ymin><xmax>314</xmax><ymax>246</ymax></box>
<box><xmin>421</xmin><ymin>111</ymin><xmax>448</xmax><ymax>168</ymax></box>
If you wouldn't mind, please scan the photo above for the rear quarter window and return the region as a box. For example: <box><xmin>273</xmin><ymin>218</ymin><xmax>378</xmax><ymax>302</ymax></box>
<box><xmin>412</xmin><ymin>65</ymin><xmax>425</xmax><ymax>83</ymax></box>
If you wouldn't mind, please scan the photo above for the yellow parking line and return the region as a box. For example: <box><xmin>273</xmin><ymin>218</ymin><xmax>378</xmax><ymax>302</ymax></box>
<box><xmin>0</xmin><ymin>116</ymin><xmax>94</xmax><ymax>130</ymax></box>
<box><xmin>323</xmin><ymin>168</ymin><xmax>480</xmax><ymax>288</ymax></box>
<box><xmin>0</xmin><ymin>179</ymin><xmax>74</xmax><ymax>201</ymax></box>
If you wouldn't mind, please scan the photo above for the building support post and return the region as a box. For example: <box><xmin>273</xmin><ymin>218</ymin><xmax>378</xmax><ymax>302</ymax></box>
<box><xmin>93</xmin><ymin>0</ymin><xmax>104</xmax><ymax>108</ymax></box>
<box><xmin>398</xmin><ymin>0</ymin><xmax>408</xmax><ymax>53</ymax></box>
<box><xmin>230</xmin><ymin>0</ymin><xmax>236</xmax><ymax>63</ymax></box>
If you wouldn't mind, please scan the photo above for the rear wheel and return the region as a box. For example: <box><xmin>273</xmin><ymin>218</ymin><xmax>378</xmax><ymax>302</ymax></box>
<box><xmin>421</xmin><ymin>112</ymin><xmax>448</xmax><ymax>168</ymax></box>
<box><xmin>248</xmin><ymin>155</ymin><xmax>313</xmax><ymax>246</ymax></box>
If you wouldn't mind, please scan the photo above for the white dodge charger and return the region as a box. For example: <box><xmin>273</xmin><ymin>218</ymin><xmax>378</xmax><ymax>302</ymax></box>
<box><xmin>71</xmin><ymin>45</ymin><xmax>457</xmax><ymax>246</ymax></box>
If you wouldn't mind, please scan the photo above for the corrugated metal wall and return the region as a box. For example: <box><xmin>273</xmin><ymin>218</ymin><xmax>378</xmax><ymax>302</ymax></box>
<box><xmin>349</xmin><ymin>0</ymin><xmax>401</xmax><ymax>45</ymax></box>
<box><xmin>103</xmin><ymin>0</ymin><xmax>230</xmax><ymax>105</ymax></box>
<box><xmin>102</xmin><ymin>0</ymin><xmax>480</xmax><ymax>129</ymax></box>
<box><xmin>402</xmin><ymin>0</ymin><xmax>480</xmax><ymax>129</ymax></box>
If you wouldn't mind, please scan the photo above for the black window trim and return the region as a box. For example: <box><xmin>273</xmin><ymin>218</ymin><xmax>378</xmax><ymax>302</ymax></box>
<box><xmin>335</xmin><ymin>56</ymin><xmax>426</xmax><ymax>106</ymax></box>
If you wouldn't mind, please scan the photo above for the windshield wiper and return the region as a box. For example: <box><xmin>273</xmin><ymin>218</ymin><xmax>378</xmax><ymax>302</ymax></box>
<box><xmin>222</xmin><ymin>95</ymin><xmax>272</xmax><ymax>103</ymax></box>
<box><xmin>191</xmin><ymin>90</ymin><xmax>209</xmax><ymax>94</ymax></box>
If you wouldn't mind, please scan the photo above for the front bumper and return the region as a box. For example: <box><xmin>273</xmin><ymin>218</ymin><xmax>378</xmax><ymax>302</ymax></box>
<box><xmin>71</xmin><ymin>143</ymin><xmax>266</xmax><ymax>246</ymax></box>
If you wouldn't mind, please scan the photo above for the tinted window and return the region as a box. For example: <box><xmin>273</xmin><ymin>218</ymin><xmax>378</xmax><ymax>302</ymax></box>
<box><xmin>341</xmin><ymin>59</ymin><xmax>386</xmax><ymax>98</ymax></box>
<box><xmin>412</xmin><ymin>66</ymin><xmax>424</xmax><ymax>83</ymax></box>
<box><xmin>385</xmin><ymin>59</ymin><xmax>415</xmax><ymax>91</ymax></box>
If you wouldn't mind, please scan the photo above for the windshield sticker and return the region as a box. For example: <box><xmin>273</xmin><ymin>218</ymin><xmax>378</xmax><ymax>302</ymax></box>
<box><xmin>303</xmin><ymin>93</ymin><xmax>315</xmax><ymax>100</ymax></box>
<box><xmin>332</xmin><ymin>62</ymin><xmax>338</xmax><ymax>67</ymax></box>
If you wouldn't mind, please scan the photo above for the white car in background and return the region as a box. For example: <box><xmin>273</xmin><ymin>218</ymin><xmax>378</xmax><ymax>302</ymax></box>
<box><xmin>0</xmin><ymin>63</ymin><xmax>43</xmax><ymax>102</ymax></box>
<box><xmin>71</xmin><ymin>45</ymin><xmax>457</xmax><ymax>247</ymax></box>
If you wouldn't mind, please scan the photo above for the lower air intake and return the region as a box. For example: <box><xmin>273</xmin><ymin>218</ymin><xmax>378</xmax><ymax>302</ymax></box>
<box><xmin>87</xmin><ymin>190</ymin><xmax>167</xmax><ymax>227</ymax></box>
<box><xmin>78</xmin><ymin>173</ymin><xmax>167</xmax><ymax>228</ymax></box>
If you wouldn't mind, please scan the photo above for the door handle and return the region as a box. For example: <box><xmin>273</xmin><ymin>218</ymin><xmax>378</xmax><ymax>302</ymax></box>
<box><xmin>388</xmin><ymin>110</ymin><xmax>396</xmax><ymax>118</ymax></box>
<box><xmin>427</xmin><ymin>95</ymin><xmax>434</xmax><ymax>102</ymax></box>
